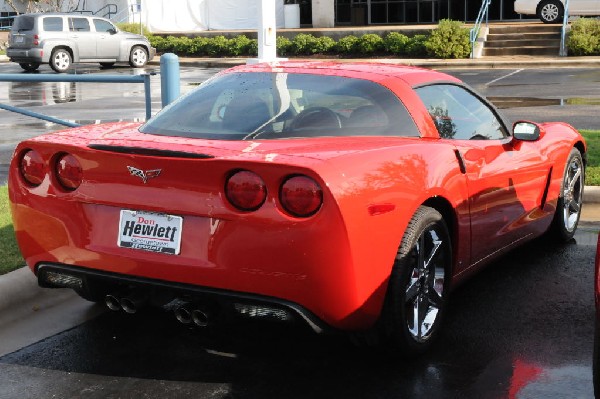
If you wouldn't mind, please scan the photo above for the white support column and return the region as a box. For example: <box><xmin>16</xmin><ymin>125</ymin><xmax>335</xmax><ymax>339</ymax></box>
<box><xmin>311</xmin><ymin>0</ymin><xmax>335</xmax><ymax>28</ymax></box>
<box><xmin>247</xmin><ymin>0</ymin><xmax>287</xmax><ymax>64</ymax></box>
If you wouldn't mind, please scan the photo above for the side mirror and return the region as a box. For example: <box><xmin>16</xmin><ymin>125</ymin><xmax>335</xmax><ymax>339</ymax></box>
<box><xmin>513</xmin><ymin>121</ymin><xmax>541</xmax><ymax>141</ymax></box>
<box><xmin>108</xmin><ymin>28</ymin><xmax>117</xmax><ymax>35</ymax></box>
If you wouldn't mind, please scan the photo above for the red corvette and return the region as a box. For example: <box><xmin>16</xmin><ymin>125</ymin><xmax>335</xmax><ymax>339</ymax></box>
<box><xmin>8</xmin><ymin>62</ymin><xmax>586</xmax><ymax>355</ymax></box>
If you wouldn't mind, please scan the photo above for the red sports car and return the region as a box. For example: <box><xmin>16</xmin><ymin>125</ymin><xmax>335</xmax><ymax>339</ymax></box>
<box><xmin>8</xmin><ymin>62</ymin><xmax>586</xmax><ymax>355</ymax></box>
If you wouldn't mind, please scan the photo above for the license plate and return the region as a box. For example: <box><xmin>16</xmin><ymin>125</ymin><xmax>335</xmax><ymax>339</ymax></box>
<box><xmin>14</xmin><ymin>36</ymin><xmax>24</xmax><ymax>43</ymax></box>
<box><xmin>118</xmin><ymin>210</ymin><xmax>183</xmax><ymax>255</ymax></box>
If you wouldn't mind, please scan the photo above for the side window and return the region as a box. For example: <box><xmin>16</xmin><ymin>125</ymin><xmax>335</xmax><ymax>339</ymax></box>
<box><xmin>69</xmin><ymin>17</ymin><xmax>90</xmax><ymax>32</ymax></box>
<box><xmin>93</xmin><ymin>19</ymin><xmax>115</xmax><ymax>33</ymax></box>
<box><xmin>415</xmin><ymin>84</ymin><xmax>508</xmax><ymax>140</ymax></box>
<box><xmin>43</xmin><ymin>17</ymin><xmax>63</xmax><ymax>32</ymax></box>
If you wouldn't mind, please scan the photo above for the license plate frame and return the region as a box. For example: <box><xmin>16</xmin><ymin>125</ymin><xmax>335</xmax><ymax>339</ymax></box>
<box><xmin>118</xmin><ymin>210</ymin><xmax>183</xmax><ymax>255</ymax></box>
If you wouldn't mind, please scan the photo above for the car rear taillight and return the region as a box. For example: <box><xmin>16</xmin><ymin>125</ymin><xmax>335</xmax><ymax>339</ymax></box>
<box><xmin>225</xmin><ymin>170</ymin><xmax>267</xmax><ymax>212</ymax></box>
<box><xmin>55</xmin><ymin>153</ymin><xmax>82</xmax><ymax>190</ymax></box>
<box><xmin>33</xmin><ymin>34</ymin><xmax>39</xmax><ymax>45</ymax></box>
<box><xmin>20</xmin><ymin>150</ymin><xmax>46</xmax><ymax>186</ymax></box>
<box><xmin>280</xmin><ymin>175</ymin><xmax>323</xmax><ymax>217</ymax></box>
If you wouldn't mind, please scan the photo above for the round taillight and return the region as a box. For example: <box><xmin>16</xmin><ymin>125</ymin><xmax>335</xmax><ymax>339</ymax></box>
<box><xmin>225</xmin><ymin>170</ymin><xmax>267</xmax><ymax>212</ymax></box>
<box><xmin>56</xmin><ymin>153</ymin><xmax>82</xmax><ymax>190</ymax></box>
<box><xmin>280</xmin><ymin>175</ymin><xmax>323</xmax><ymax>217</ymax></box>
<box><xmin>20</xmin><ymin>150</ymin><xmax>46</xmax><ymax>186</ymax></box>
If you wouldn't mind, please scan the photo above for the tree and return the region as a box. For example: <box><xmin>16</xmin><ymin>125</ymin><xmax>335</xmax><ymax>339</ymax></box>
<box><xmin>4</xmin><ymin>0</ymin><xmax>78</xmax><ymax>14</ymax></box>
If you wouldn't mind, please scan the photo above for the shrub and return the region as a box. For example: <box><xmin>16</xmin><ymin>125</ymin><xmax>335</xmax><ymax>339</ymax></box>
<box><xmin>190</xmin><ymin>37</ymin><xmax>209</xmax><ymax>56</ymax></box>
<box><xmin>314</xmin><ymin>36</ymin><xmax>337</xmax><ymax>53</ymax></box>
<box><xmin>425</xmin><ymin>19</ymin><xmax>470</xmax><ymax>59</ymax></box>
<box><xmin>171</xmin><ymin>36</ymin><xmax>194</xmax><ymax>55</ymax></box>
<box><xmin>336</xmin><ymin>35</ymin><xmax>359</xmax><ymax>54</ymax></box>
<box><xmin>290</xmin><ymin>33</ymin><xmax>319</xmax><ymax>55</ymax></box>
<box><xmin>277</xmin><ymin>36</ymin><xmax>293</xmax><ymax>55</ymax></box>
<box><xmin>228</xmin><ymin>35</ymin><xmax>252</xmax><ymax>56</ymax></box>
<box><xmin>405</xmin><ymin>34</ymin><xmax>428</xmax><ymax>56</ymax></box>
<box><xmin>567</xmin><ymin>18</ymin><xmax>600</xmax><ymax>55</ymax></box>
<box><xmin>248</xmin><ymin>38</ymin><xmax>259</xmax><ymax>56</ymax></box>
<box><xmin>149</xmin><ymin>35</ymin><xmax>169</xmax><ymax>52</ymax></box>
<box><xmin>206</xmin><ymin>35</ymin><xmax>230</xmax><ymax>56</ymax></box>
<box><xmin>384</xmin><ymin>32</ymin><xmax>410</xmax><ymax>55</ymax></box>
<box><xmin>357</xmin><ymin>33</ymin><xmax>384</xmax><ymax>54</ymax></box>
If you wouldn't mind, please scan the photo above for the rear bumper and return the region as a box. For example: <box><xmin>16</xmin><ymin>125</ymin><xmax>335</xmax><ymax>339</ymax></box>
<box><xmin>7</xmin><ymin>47</ymin><xmax>44</xmax><ymax>63</ymax></box>
<box><xmin>36</xmin><ymin>262</ymin><xmax>329</xmax><ymax>333</ymax></box>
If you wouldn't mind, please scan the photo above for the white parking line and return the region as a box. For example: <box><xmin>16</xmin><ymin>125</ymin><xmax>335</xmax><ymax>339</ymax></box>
<box><xmin>485</xmin><ymin>69</ymin><xmax>524</xmax><ymax>86</ymax></box>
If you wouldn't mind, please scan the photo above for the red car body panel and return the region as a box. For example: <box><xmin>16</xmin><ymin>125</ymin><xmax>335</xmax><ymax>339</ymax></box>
<box><xmin>8</xmin><ymin>62</ymin><xmax>586</xmax><ymax>330</ymax></box>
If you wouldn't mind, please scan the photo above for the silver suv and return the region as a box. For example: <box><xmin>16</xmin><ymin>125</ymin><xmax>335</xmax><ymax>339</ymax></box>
<box><xmin>7</xmin><ymin>13</ymin><xmax>155</xmax><ymax>73</ymax></box>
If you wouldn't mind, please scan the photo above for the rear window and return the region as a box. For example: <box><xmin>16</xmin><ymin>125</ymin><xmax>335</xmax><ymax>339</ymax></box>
<box><xmin>43</xmin><ymin>17</ymin><xmax>63</xmax><ymax>32</ymax></box>
<box><xmin>12</xmin><ymin>15</ymin><xmax>34</xmax><ymax>32</ymax></box>
<box><xmin>140</xmin><ymin>72</ymin><xmax>419</xmax><ymax>140</ymax></box>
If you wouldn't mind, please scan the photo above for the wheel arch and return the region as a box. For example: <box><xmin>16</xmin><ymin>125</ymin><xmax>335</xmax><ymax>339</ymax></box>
<box><xmin>422</xmin><ymin>195</ymin><xmax>458</xmax><ymax>277</ymax></box>
<box><xmin>51</xmin><ymin>45</ymin><xmax>76</xmax><ymax>61</ymax></box>
<box><xmin>574</xmin><ymin>140</ymin><xmax>587</xmax><ymax>166</ymax></box>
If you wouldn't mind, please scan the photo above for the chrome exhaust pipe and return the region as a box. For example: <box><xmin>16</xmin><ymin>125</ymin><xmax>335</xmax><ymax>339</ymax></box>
<box><xmin>174</xmin><ymin>306</ymin><xmax>192</xmax><ymax>324</ymax></box>
<box><xmin>192</xmin><ymin>308</ymin><xmax>210</xmax><ymax>327</ymax></box>
<box><xmin>105</xmin><ymin>294</ymin><xmax>122</xmax><ymax>312</ymax></box>
<box><xmin>119</xmin><ymin>291</ymin><xmax>147</xmax><ymax>314</ymax></box>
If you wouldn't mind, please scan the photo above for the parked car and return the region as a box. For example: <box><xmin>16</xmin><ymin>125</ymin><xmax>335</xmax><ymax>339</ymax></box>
<box><xmin>7</xmin><ymin>13</ymin><xmax>155</xmax><ymax>73</ymax></box>
<box><xmin>8</xmin><ymin>62</ymin><xmax>586</xmax><ymax>356</ymax></box>
<box><xmin>514</xmin><ymin>0</ymin><xmax>600</xmax><ymax>23</ymax></box>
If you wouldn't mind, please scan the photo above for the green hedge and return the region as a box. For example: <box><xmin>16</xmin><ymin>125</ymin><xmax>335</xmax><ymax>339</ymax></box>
<box><xmin>567</xmin><ymin>18</ymin><xmax>600</xmax><ymax>56</ymax></box>
<box><xmin>146</xmin><ymin>20</ymin><xmax>472</xmax><ymax>59</ymax></box>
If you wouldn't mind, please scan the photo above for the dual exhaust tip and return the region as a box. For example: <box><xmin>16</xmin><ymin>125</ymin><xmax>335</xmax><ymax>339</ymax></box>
<box><xmin>105</xmin><ymin>293</ymin><xmax>210</xmax><ymax>327</ymax></box>
<box><xmin>105</xmin><ymin>292</ymin><xmax>145</xmax><ymax>314</ymax></box>
<box><xmin>174</xmin><ymin>306</ymin><xmax>210</xmax><ymax>327</ymax></box>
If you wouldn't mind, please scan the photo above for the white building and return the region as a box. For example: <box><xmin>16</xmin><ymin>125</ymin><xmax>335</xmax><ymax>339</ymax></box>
<box><xmin>0</xmin><ymin>0</ymin><xmax>336</xmax><ymax>31</ymax></box>
<box><xmin>0</xmin><ymin>0</ymin><xmax>528</xmax><ymax>30</ymax></box>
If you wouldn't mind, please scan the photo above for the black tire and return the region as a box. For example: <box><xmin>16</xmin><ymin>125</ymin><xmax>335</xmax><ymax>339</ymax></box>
<box><xmin>381</xmin><ymin>206</ymin><xmax>452</xmax><ymax>356</ymax></box>
<box><xmin>537</xmin><ymin>0</ymin><xmax>563</xmax><ymax>23</ymax></box>
<box><xmin>549</xmin><ymin>148</ymin><xmax>584</xmax><ymax>241</ymax></box>
<box><xmin>100</xmin><ymin>62</ymin><xmax>115</xmax><ymax>68</ymax></box>
<box><xmin>129</xmin><ymin>45</ymin><xmax>148</xmax><ymax>68</ymax></box>
<box><xmin>50</xmin><ymin>48</ymin><xmax>72</xmax><ymax>73</ymax></box>
<box><xmin>19</xmin><ymin>62</ymin><xmax>40</xmax><ymax>72</ymax></box>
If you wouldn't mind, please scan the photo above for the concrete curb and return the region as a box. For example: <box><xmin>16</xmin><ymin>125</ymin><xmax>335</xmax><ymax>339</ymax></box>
<box><xmin>0</xmin><ymin>266</ymin><xmax>44</xmax><ymax>311</ymax></box>
<box><xmin>585</xmin><ymin>186</ymin><xmax>600</xmax><ymax>203</ymax></box>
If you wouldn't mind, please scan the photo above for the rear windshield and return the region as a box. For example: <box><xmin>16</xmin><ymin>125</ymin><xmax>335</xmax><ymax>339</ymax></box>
<box><xmin>140</xmin><ymin>72</ymin><xmax>419</xmax><ymax>140</ymax></box>
<box><xmin>12</xmin><ymin>16</ymin><xmax>34</xmax><ymax>32</ymax></box>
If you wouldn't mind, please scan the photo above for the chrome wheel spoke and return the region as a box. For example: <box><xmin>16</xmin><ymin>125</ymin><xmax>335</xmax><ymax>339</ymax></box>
<box><xmin>427</xmin><ymin>285</ymin><xmax>443</xmax><ymax>308</ymax></box>
<box><xmin>405</xmin><ymin>279</ymin><xmax>420</xmax><ymax>302</ymax></box>
<box><xmin>405</xmin><ymin>223</ymin><xmax>447</xmax><ymax>342</ymax></box>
